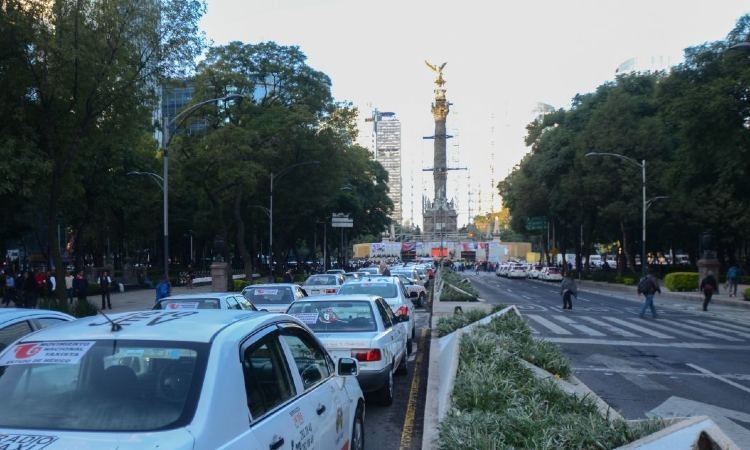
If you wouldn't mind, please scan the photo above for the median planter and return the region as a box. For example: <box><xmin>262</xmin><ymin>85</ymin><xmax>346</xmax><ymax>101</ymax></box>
<box><xmin>425</xmin><ymin>307</ymin><xmax>738</xmax><ymax>449</ymax></box>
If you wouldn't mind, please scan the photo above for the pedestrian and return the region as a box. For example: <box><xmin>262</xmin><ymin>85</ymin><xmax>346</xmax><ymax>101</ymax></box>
<box><xmin>2</xmin><ymin>270</ymin><xmax>15</xmax><ymax>307</ymax></box>
<box><xmin>98</xmin><ymin>270</ymin><xmax>112</xmax><ymax>309</ymax></box>
<box><xmin>726</xmin><ymin>264</ymin><xmax>740</xmax><ymax>298</ymax></box>
<box><xmin>187</xmin><ymin>265</ymin><xmax>195</xmax><ymax>289</ymax></box>
<box><xmin>155</xmin><ymin>277</ymin><xmax>171</xmax><ymax>303</ymax></box>
<box><xmin>47</xmin><ymin>269</ymin><xmax>57</xmax><ymax>305</ymax></box>
<box><xmin>73</xmin><ymin>270</ymin><xmax>89</xmax><ymax>304</ymax></box>
<box><xmin>282</xmin><ymin>269</ymin><xmax>293</xmax><ymax>283</ymax></box>
<box><xmin>379</xmin><ymin>261</ymin><xmax>391</xmax><ymax>276</ymax></box>
<box><xmin>24</xmin><ymin>271</ymin><xmax>38</xmax><ymax>309</ymax></box>
<box><xmin>65</xmin><ymin>271</ymin><xmax>75</xmax><ymax>305</ymax></box>
<box><xmin>560</xmin><ymin>272</ymin><xmax>577</xmax><ymax>310</ymax></box>
<box><xmin>34</xmin><ymin>269</ymin><xmax>47</xmax><ymax>305</ymax></box>
<box><xmin>700</xmin><ymin>271</ymin><xmax>719</xmax><ymax>311</ymax></box>
<box><xmin>637</xmin><ymin>270</ymin><xmax>661</xmax><ymax>318</ymax></box>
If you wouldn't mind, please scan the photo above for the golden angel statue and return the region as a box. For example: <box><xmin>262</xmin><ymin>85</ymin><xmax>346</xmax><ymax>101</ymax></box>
<box><xmin>425</xmin><ymin>61</ymin><xmax>447</xmax><ymax>87</ymax></box>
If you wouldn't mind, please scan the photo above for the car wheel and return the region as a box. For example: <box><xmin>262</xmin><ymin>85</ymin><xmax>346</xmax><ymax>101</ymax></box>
<box><xmin>407</xmin><ymin>337</ymin><xmax>413</xmax><ymax>355</ymax></box>
<box><xmin>351</xmin><ymin>404</ymin><xmax>365</xmax><ymax>450</ymax></box>
<box><xmin>377</xmin><ymin>370</ymin><xmax>394</xmax><ymax>406</ymax></box>
<box><xmin>395</xmin><ymin>354</ymin><xmax>407</xmax><ymax>376</ymax></box>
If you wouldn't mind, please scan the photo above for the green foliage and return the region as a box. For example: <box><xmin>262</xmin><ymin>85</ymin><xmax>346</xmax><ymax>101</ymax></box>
<box><xmin>438</xmin><ymin>317</ymin><xmax>666</xmax><ymax>449</ymax></box>
<box><xmin>664</xmin><ymin>272</ymin><xmax>699</xmax><ymax>291</ymax></box>
<box><xmin>617</xmin><ymin>276</ymin><xmax>636</xmax><ymax>286</ymax></box>
<box><xmin>743</xmin><ymin>287</ymin><xmax>750</xmax><ymax>301</ymax></box>
<box><xmin>435</xmin><ymin>309</ymin><xmax>492</xmax><ymax>337</ymax></box>
<box><xmin>72</xmin><ymin>300</ymin><xmax>100</xmax><ymax>318</ymax></box>
<box><xmin>439</xmin><ymin>269</ymin><xmax>480</xmax><ymax>301</ymax></box>
<box><xmin>233</xmin><ymin>280</ymin><xmax>250</xmax><ymax>291</ymax></box>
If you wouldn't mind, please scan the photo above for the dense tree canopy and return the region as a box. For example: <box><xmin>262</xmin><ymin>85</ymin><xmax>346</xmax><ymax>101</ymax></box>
<box><xmin>499</xmin><ymin>15</ymin><xmax>750</xmax><ymax>270</ymax></box>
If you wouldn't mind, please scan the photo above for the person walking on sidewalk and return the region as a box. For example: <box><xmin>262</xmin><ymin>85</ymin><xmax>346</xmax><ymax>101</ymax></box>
<box><xmin>73</xmin><ymin>270</ymin><xmax>88</xmax><ymax>305</ymax></box>
<box><xmin>726</xmin><ymin>264</ymin><xmax>740</xmax><ymax>298</ymax></box>
<box><xmin>65</xmin><ymin>272</ymin><xmax>74</xmax><ymax>305</ymax></box>
<box><xmin>700</xmin><ymin>271</ymin><xmax>719</xmax><ymax>311</ymax></box>
<box><xmin>637</xmin><ymin>270</ymin><xmax>661</xmax><ymax>318</ymax></box>
<box><xmin>98</xmin><ymin>270</ymin><xmax>112</xmax><ymax>309</ymax></box>
<box><xmin>560</xmin><ymin>272</ymin><xmax>577</xmax><ymax>310</ymax></box>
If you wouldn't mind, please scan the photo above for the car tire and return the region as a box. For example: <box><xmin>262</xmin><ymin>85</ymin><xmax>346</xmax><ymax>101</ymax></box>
<box><xmin>377</xmin><ymin>370</ymin><xmax>394</xmax><ymax>406</ymax></box>
<box><xmin>407</xmin><ymin>338</ymin><xmax>413</xmax><ymax>355</ymax></box>
<box><xmin>395</xmin><ymin>354</ymin><xmax>407</xmax><ymax>376</ymax></box>
<box><xmin>351</xmin><ymin>404</ymin><xmax>365</xmax><ymax>450</ymax></box>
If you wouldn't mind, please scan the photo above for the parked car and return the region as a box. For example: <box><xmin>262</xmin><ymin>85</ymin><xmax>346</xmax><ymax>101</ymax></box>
<box><xmin>336</xmin><ymin>277</ymin><xmax>416</xmax><ymax>354</ymax></box>
<box><xmin>0</xmin><ymin>310</ymin><xmax>365</xmax><ymax>449</ymax></box>
<box><xmin>241</xmin><ymin>283</ymin><xmax>307</xmax><ymax>312</ymax></box>
<box><xmin>153</xmin><ymin>292</ymin><xmax>256</xmax><ymax>311</ymax></box>
<box><xmin>507</xmin><ymin>263</ymin><xmax>528</xmax><ymax>279</ymax></box>
<box><xmin>527</xmin><ymin>265</ymin><xmax>543</xmax><ymax>279</ymax></box>
<box><xmin>0</xmin><ymin>308</ymin><xmax>75</xmax><ymax>353</ymax></box>
<box><xmin>286</xmin><ymin>294</ymin><xmax>408</xmax><ymax>405</ymax></box>
<box><xmin>303</xmin><ymin>273</ymin><xmax>345</xmax><ymax>295</ymax></box>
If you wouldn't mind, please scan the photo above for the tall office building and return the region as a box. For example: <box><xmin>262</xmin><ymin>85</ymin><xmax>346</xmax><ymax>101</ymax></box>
<box><xmin>366</xmin><ymin>110</ymin><xmax>403</xmax><ymax>227</ymax></box>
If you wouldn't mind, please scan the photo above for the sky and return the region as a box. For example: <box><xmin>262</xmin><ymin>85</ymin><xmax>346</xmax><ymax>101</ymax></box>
<box><xmin>199</xmin><ymin>1</ymin><xmax>748</xmax><ymax>229</ymax></box>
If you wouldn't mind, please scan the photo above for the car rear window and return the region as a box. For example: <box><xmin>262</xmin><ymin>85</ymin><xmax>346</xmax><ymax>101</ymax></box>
<box><xmin>243</xmin><ymin>287</ymin><xmax>294</xmax><ymax>304</ymax></box>
<box><xmin>0</xmin><ymin>340</ymin><xmax>208</xmax><ymax>431</ymax></box>
<box><xmin>337</xmin><ymin>283</ymin><xmax>397</xmax><ymax>299</ymax></box>
<box><xmin>288</xmin><ymin>301</ymin><xmax>376</xmax><ymax>332</ymax></box>
<box><xmin>304</xmin><ymin>275</ymin><xmax>337</xmax><ymax>285</ymax></box>
<box><xmin>155</xmin><ymin>298</ymin><xmax>221</xmax><ymax>309</ymax></box>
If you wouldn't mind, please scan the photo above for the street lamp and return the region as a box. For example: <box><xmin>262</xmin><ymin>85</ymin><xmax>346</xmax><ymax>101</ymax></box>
<box><xmin>269</xmin><ymin>160</ymin><xmax>320</xmax><ymax>280</ymax></box>
<box><xmin>158</xmin><ymin>93</ymin><xmax>243</xmax><ymax>282</ymax></box>
<box><xmin>585</xmin><ymin>151</ymin><xmax>647</xmax><ymax>275</ymax></box>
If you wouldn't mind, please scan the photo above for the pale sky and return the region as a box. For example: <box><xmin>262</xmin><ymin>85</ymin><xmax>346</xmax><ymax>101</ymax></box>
<box><xmin>200</xmin><ymin>1</ymin><xmax>748</xmax><ymax>229</ymax></box>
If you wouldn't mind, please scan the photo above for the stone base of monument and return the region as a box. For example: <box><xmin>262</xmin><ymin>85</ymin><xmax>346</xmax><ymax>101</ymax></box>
<box><xmin>210</xmin><ymin>262</ymin><xmax>231</xmax><ymax>292</ymax></box>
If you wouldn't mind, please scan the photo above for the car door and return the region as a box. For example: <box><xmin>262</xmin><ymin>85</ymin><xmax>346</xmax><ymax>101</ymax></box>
<box><xmin>278</xmin><ymin>323</ymin><xmax>349</xmax><ymax>449</ymax></box>
<box><xmin>236</xmin><ymin>328</ymin><xmax>302</xmax><ymax>450</ymax></box>
<box><xmin>374</xmin><ymin>298</ymin><xmax>406</xmax><ymax>368</ymax></box>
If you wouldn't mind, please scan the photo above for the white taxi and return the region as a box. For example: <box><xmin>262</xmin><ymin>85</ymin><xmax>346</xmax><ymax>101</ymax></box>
<box><xmin>241</xmin><ymin>283</ymin><xmax>307</xmax><ymax>312</ymax></box>
<box><xmin>0</xmin><ymin>310</ymin><xmax>365</xmax><ymax>450</ymax></box>
<box><xmin>303</xmin><ymin>274</ymin><xmax>345</xmax><ymax>295</ymax></box>
<box><xmin>286</xmin><ymin>294</ymin><xmax>408</xmax><ymax>405</ymax></box>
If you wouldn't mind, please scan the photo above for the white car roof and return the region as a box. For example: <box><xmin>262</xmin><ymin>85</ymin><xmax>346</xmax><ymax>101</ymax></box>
<box><xmin>0</xmin><ymin>308</ymin><xmax>75</xmax><ymax>326</ymax></box>
<box><xmin>9</xmin><ymin>310</ymin><xmax>275</xmax><ymax>344</ymax></box>
<box><xmin>298</xmin><ymin>294</ymin><xmax>382</xmax><ymax>303</ymax></box>
<box><xmin>161</xmin><ymin>292</ymin><xmax>240</xmax><ymax>300</ymax></box>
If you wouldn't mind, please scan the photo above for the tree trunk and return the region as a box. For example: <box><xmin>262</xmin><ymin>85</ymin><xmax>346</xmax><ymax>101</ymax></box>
<box><xmin>233</xmin><ymin>194</ymin><xmax>255</xmax><ymax>282</ymax></box>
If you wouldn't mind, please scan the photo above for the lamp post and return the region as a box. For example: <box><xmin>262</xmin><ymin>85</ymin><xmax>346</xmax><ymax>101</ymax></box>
<box><xmin>269</xmin><ymin>160</ymin><xmax>320</xmax><ymax>280</ymax></box>
<box><xmin>585</xmin><ymin>152</ymin><xmax>647</xmax><ymax>275</ymax></box>
<box><xmin>158</xmin><ymin>93</ymin><xmax>243</xmax><ymax>282</ymax></box>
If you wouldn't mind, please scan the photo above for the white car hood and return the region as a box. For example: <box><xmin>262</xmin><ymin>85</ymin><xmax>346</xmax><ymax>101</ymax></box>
<box><xmin>0</xmin><ymin>428</ymin><xmax>194</xmax><ymax>449</ymax></box>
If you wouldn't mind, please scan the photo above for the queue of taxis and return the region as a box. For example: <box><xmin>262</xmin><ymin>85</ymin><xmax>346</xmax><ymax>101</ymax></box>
<box><xmin>241</xmin><ymin>283</ymin><xmax>307</xmax><ymax>312</ymax></box>
<box><xmin>0</xmin><ymin>310</ymin><xmax>365</xmax><ymax>450</ymax></box>
<box><xmin>286</xmin><ymin>294</ymin><xmax>408</xmax><ymax>406</ymax></box>
<box><xmin>153</xmin><ymin>292</ymin><xmax>257</xmax><ymax>311</ymax></box>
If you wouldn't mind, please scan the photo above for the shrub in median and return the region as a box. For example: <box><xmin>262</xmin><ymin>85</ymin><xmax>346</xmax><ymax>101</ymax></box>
<box><xmin>440</xmin><ymin>268</ymin><xmax>480</xmax><ymax>301</ymax></box>
<box><xmin>437</xmin><ymin>312</ymin><xmax>665</xmax><ymax>449</ymax></box>
<box><xmin>664</xmin><ymin>272</ymin><xmax>699</xmax><ymax>291</ymax></box>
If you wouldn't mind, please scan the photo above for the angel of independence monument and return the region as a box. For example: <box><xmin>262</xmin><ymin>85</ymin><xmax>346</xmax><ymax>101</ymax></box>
<box><xmin>422</xmin><ymin>62</ymin><xmax>464</xmax><ymax>258</ymax></box>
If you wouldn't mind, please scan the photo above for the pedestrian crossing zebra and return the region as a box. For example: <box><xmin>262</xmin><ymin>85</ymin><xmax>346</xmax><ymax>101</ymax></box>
<box><xmin>525</xmin><ymin>314</ymin><xmax>750</xmax><ymax>343</ymax></box>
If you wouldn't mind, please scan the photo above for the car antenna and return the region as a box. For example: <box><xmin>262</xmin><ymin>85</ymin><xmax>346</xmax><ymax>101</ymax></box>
<box><xmin>98</xmin><ymin>309</ymin><xmax>122</xmax><ymax>332</ymax></box>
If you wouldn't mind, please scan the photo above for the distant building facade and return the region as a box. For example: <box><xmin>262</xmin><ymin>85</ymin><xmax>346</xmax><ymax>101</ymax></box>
<box><xmin>366</xmin><ymin>110</ymin><xmax>403</xmax><ymax>227</ymax></box>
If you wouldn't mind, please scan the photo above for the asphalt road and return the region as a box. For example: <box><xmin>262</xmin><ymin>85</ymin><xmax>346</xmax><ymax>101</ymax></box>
<box><xmin>467</xmin><ymin>271</ymin><xmax>750</xmax><ymax>447</ymax></box>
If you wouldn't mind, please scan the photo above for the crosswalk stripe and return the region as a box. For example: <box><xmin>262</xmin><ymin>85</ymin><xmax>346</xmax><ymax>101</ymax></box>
<box><xmin>601</xmin><ymin>317</ymin><xmax>674</xmax><ymax>339</ymax></box>
<box><xmin>579</xmin><ymin>316</ymin><xmax>638</xmax><ymax>337</ymax></box>
<box><xmin>700</xmin><ymin>320</ymin><xmax>750</xmax><ymax>338</ymax></box>
<box><xmin>668</xmin><ymin>320</ymin><xmax>743</xmax><ymax>342</ymax></box>
<box><xmin>526</xmin><ymin>314</ymin><xmax>572</xmax><ymax>335</ymax></box>
<box><xmin>555</xmin><ymin>315</ymin><xmax>605</xmax><ymax>336</ymax></box>
<box><xmin>638</xmin><ymin>319</ymin><xmax>708</xmax><ymax>340</ymax></box>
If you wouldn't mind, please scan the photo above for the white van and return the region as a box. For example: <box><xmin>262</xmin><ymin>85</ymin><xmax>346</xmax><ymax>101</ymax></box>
<box><xmin>588</xmin><ymin>255</ymin><xmax>603</xmax><ymax>268</ymax></box>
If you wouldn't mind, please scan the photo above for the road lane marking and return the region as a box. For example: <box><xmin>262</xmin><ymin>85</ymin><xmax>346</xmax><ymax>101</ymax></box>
<box><xmin>526</xmin><ymin>314</ymin><xmax>573</xmax><ymax>334</ymax></box>
<box><xmin>574</xmin><ymin>366</ymin><xmax>750</xmax><ymax>381</ymax></box>
<box><xmin>399</xmin><ymin>327</ymin><xmax>427</xmax><ymax>449</ymax></box>
<box><xmin>687</xmin><ymin>363</ymin><xmax>750</xmax><ymax>395</ymax></box>
<box><xmin>664</xmin><ymin>320</ymin><xmax>742</xmax><ymax>342</ymax></box>
<box><xmin>707</xmin><ymin>321</ymin><xmax>750</xmax><ymax>333</ymax></box>
<box><xmin>546</xmin><ymin>338</ymin><xmax>750</xmax><ymax>349</ymax></box>
<box><xmin>579</xmin><ymin>316</ymin><xmax>638</xmax><ymax>337</ymax></box>
<box><xmin>638</xmin><ymin>319</ymin><xmax>708</xmax><ymax>340</ymax></box>
<box><xmin>555</xmin><ymin>316</ymin><xmax>605</xmax><ymax>336</ymax></box>
<box><xmin>685</xmin><ymin>319</ymin><xmax>750</xmax><ymax>340</ymax></box>
<box><xmin>602</xmin><ymin>317</ymin><xmax>673</xmax><ymax>339</ymax></box>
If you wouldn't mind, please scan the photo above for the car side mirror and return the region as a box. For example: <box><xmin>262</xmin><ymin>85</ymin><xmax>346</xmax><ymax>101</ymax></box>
<box><xmin>337</xmin><ymin>357</ymin><xmax>359</xmax><ymax>376</ymax></box>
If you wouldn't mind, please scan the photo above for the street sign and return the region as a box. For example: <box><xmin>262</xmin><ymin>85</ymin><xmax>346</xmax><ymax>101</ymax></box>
<box><xmin>332</xmin><ymin>213</ymin><xmax>353</xmax><ymax>228</ymax></box>
<box><xmin>526</xmin><ymin>216</ymin><xmax>548</xmax><ymax>231</ymax></box>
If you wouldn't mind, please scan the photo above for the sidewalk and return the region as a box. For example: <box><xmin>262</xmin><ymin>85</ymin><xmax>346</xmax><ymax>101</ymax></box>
<box><xmin>102</xmin><ymin>281</ymin><xmax>214</xmax><ymax>313</ymax></box>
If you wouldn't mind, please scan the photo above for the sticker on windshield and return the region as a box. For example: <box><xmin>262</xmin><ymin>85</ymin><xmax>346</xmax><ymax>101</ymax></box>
<box><xmin>0</xmin><ymin>434</ymin><xmax>58</xmax><ymax>449</ymax></box>
<box><xmin>291</xmin><ymin>312</ymin><xmax>319</xmax><ymax>325</ymax></box>
<box><xmin>165</xmin><ymin>302</ymin><xmax>198</xmax><ymax>310</ymax></box>
<box><xmin>0</xmin><ymin>341</ymin><xmax>95</xmax><ymax>366</ymax></box>
<box><xmin>255</xmin><ymin>288</ymin><xmax>278</xmax><ymax>295</ymax></box>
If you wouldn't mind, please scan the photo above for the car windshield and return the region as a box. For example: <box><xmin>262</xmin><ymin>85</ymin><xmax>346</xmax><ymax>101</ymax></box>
<box><xmin>155</xmin><ymin>298</ymin><xmax>221</xmax><ymax>309</ymax></box>
<box><xmin>0</xmin><ymin>339</ymin><xmax>208</xmax><ymax>431</ymax></box>
<box><xmin>287</xmin><ymin>300</ymin><xmax>376</xmax><ymax>332</ymax></box>
<box><xmin>305</xmin><ymin>275</ymin><xmax>338</xmax><ymax>285</ymax></box>
<box><xmin>243</xmin><ymin>287</ymin><xmax>294</xmax><ymax>304</ymax></box>
<box><xmin>338</xmin><ymin>283</ymin><xmax>397</xmax><ymax>299</ymax></box>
